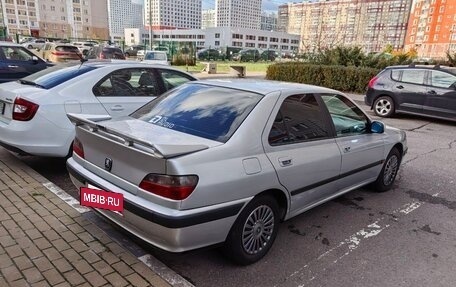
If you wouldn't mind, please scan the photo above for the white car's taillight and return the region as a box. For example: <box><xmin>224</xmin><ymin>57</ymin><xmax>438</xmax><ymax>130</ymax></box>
<box><xmin>12</xmin><ymin>97</ymin><xmax>39</xmax><ymax>121</ymax></box>
<box><xmin>139</xmin><ymin>174</ymin><xmax>198</xmax><ymax>200</ymax></box>
<box><xmin>73</xmin><ymin>137</ymin><xmax>85</xmax><ymax>158</ymax></box>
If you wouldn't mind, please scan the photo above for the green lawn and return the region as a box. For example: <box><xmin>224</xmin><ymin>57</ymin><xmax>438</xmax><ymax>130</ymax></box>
<box><xmin>175</xmin><ymin>61</ymin><xmax>273</xmax><ymax>73</ymax></box>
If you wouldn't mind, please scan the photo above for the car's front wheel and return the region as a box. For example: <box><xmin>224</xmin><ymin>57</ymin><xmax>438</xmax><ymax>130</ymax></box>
<box><xmin>372</xmin><ymin>147</ymin><xmax>401</xmax><ymax>192</ymax></box>
<box><xmin>124</xmin><ymin>53</ymin><xmax>130</xmax><ymax>57</ymax></box>
<box><xmin>223</xmin><ymin>195</ymin><xmax>279</xmax><ymax>265</ymax></box>
<box><xmin>373</xmin><ymin>96</ymin><xmax>395</xmax><ymax>117</ymax></box>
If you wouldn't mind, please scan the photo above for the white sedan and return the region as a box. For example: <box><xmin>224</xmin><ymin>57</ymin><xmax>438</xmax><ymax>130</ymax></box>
<box><xmin>0</xmin><ymin>61</ymin><xmax>196</xmax><ymax>157</ymax></box>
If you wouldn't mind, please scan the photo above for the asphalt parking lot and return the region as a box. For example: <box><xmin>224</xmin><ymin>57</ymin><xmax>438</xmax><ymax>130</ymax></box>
<box><xmin>13</xmin><ymin>94</ymin><xmax>456</xmax><ymax>287</ymax></box>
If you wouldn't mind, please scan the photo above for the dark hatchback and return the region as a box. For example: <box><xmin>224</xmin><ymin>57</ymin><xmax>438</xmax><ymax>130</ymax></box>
<box><xmin>0</xmin><ymin>42</ymin><xmax>51</xmax><ymax>83</ymax></box>
<box><xmin>365</xmin><ymin>64</ymin><xmax>456</xmax><ymax>122</ymax></box>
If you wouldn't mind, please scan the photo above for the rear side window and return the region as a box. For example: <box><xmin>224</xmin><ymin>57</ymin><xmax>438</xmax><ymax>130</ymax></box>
<box><xmin>20</xmin><ymin>63</ymin><xmax>97</xmax><ymax>89</ymax></box>
<box><xmin>401</xmin><ymin>69</ymin><xmax>426</xmax><ymax>85</ymax></box>
<box><xmin>131</xmin><ymin>83</ymin><xmax>263</xmax><ymax>142</ymax></box>
<box><xmin>391</xmin><ymin>70</ymin><xmax>401</xmax><ymax>81</ymax></box>
<box><xmin>268</xmin><ymin>94</ymin><xmax>330</xmax><ymax>145</ymax></box>
<box><xmin>56</xmin><ymin>46</ymin><xmax>79</xmax><ymax>52</ymax></box>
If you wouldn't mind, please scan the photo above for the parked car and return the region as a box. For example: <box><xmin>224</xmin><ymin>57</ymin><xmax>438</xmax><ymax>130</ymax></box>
<box><xmin>365</xmin><ymin>64</ymin><xmax>456</xmax><ymax>121</ymax></box>
<box><xmin>66</xmin><ymin>80</ymin><xmax>407</xmax><ymax>265</ymax></box>
<box><xmin>0</xmin><ymin>42</ymin><xmax>50</xmax><ymax>83</ymax></box>
<box><xmin>197</xmin><ymin>48</ymin><xmax>220</xmax><ymax>61</ymax></box>
<box><xmin>0</xmin><ymin>61</ymin><xmax>197</xmax><ymax>157</ymax></box>
<box><xmin>260</xmin><ymin>50</ymin><xmax>278</xmax><ymax>61</ymax></box>
<box><xmin>232</xmin><ymin>49</ymin><xmax>260</xmax><ymax>62</ymax></box>
<box><xmin>85</xmin><ymin>46</ymin><xmax>125</xmax><ymax>60</ymax></box>
<box><xmin>72</xmin><ymin>42</ymin><xmax>95</xmax><ymax>55</ymax></box>
<box><xmin>124</xmin><ymin>45</ymin><xmax>145</xmax><ymax>57</ymax></box>
<box><xmin>22</xmin><ymin>39</ymin><xmax>46</xmax><ymax>50</ymax></box>
<box><xmin>141</xmin><ymin>50</ymin><xmax>169</xmax><ymax>65</ymax></box>
<box><xmin>40</xmin><ymin>43</ymin><xmax>82</xmax><ymax>63</ymax></box>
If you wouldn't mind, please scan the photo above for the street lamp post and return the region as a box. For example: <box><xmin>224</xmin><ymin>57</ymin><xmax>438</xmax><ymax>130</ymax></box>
<box><xmin>148</xmin><ymin>0</ymin><xmax>153</xmax><ymax>50</ymax></box>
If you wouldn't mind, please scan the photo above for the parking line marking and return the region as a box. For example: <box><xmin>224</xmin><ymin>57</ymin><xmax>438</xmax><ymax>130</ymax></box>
<box><xmin>42</xmin><ymin>182</ymin><xmax>90</xmax><ymax>213</ymax></box>
<box><xmin>282</xmin><ymin>191</ymin><xmax>445</xmax><ymax>287</ymax></box>
<box><xmin>139</xmin><ymin>254</ymin><xmax>195</xmax><ymax>287</ymax></box>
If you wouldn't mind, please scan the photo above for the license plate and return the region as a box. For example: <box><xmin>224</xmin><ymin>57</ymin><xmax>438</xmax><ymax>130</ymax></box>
<box><xmin>80</xmin><ymin>186</ymin><xmax>124</xmax><ymax>213</ymax></box>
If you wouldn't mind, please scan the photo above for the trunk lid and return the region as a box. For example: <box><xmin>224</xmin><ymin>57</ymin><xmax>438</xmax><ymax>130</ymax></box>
<box><xmin>70</xmin><ymin>114</ymin><xmax>221</xmax><ymax>190</ymax></box>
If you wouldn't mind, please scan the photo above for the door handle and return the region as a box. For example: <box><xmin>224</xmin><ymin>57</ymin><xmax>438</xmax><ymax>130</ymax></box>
<box><xmin>110</xmin><ymin>105</ymin><xmax>124</xmax><ymax>111</ymax></box>
<box><xmin>427</xmin><ymin>90</ymin><xmax>436</xmax><ymax>95</ymax></box>
<box><xmin>278</xmin><ymin>157</ymin><xmax>292</xmax><ymax>167</ymax></box>
<box><xmin>396</xmin><ymin>85</ymin><xmax>404</xmax><ymax>89</ymax></box>
<box><xmin>8</xmin><ymin>65</ymin><xmax>18</xmax><ymax>68</ymax></box>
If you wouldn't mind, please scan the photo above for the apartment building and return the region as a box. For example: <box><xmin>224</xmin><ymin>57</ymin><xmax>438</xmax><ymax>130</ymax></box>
<box><xmin>107</xmin><ymin>0</ymin><xmax>143</xmax><ymax>42</ymax></box>
<box><xmin>216</xmin><ymin>0</ymin><xmax>262</xmax><ymax>29</ymax></box>
<box><xmin>278</xmin><ymin>0</ymin><xmax>412</xmax><ymax>53</ymax></box>
<box><xmin>0</xmin><ymin>0</ymin><xmax>108</xmax><ymax>40</ymax></box>
<box><xmin>404</xmin><ymin>0</ymin><xmax>456</xmax><ymax>59</ymax></box>
<box><xmin>202</xmin><ymin>9</ymin><xmax>216</xmax><ymax>29</ymax></box>
<box><xmin>144</xmin><ymin>0</ymin><xmax>201</xmax><ymax>30</ymax></box>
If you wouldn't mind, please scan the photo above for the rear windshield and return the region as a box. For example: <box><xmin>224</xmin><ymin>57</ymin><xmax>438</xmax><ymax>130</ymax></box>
<box><xmin>131</xmin><ymin>83</ymin><xmax>263</xmax><ymax>142</ymax></box>
<box><xmin>145</xmin><ymin>52</ymin><xmax>166</xmax><ymax>60</ymax></box>
<box><xmin>102</xmin><ymin>48</ymin><xmax>122</xmax><ymax>54</ymax></box>
<box><xmin>56</xmin><ymin>46</ymin><xmax>79</xmax><ymax>52</ymax></box>
<box><xmin>20</xmin><ymin>63</ymin><xmax>97</xmax><ymax>89</ymax></box>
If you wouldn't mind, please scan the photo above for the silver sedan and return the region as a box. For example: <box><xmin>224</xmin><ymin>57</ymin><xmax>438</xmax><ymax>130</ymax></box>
<box><xmin>66</xmin><ymin>80</ymin><xmax>407</xmax><ymax>265</ymax></box>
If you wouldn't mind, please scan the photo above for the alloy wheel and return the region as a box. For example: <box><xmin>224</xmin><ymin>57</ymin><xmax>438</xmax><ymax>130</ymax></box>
<box><xmin>383</xmin><ymin>155</ymin><xmax>399</xmax><ymax>186</ymax></box>
<box><xmin>242</xmin><ymin>205</ymin><xmax>275</xmax><ymax>255</ymax></box>
<box><xmin>375</xmin><ymin>99</ymin><xmax>392</xmax><ymax>116</ymax></box>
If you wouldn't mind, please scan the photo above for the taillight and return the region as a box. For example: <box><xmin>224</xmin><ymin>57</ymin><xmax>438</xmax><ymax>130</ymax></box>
<box><xmin>139</xmin><ymin>174</ymin><xmax>198</xmax><ymax>200</ymax></box>
<box><xmin>368</xmin><ymin>76</ymin><xmax>378</xmax><ymax>89</ymax></box>
<box><xmin>13</xmin><ymin>97</ymin><xmax>39</xmax><ymax>121</ymax></box>
<box><xmin>100</xmin><ymin>53</ymin><xmax>105</xmax><ymax>59</ymax></box>
<box><xmin>73</xmin><ymin>137</ymin><xmax>84</xmax><ymax>158</ymax></box>
<box><xmin>51</xmin><ymin>51</ymin><xmax>65</xmax><ymax>56</ymax></box>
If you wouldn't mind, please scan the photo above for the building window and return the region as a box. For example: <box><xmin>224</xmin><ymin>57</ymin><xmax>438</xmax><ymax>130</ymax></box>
<box><xmin>439</xmin><ymin>6</ymin><xmax>444</xmax><ymax>13</ymax></box>
<box><xmin>215</xmin><ymin>41</ymin><xmax>220</xmax><ymax>46</ymax></box>
<box><xmin>270</xmin><ymin>37</ymin><xmax>278</xmax><ymax>42</ymax></box>
<box><xmin>215</xmin><ymin>33</ymin><xmax>220</xmax><ymax>38</ymax></box>
<box><xmin>246</xmin><ymin>42</ymin><xmax>255</xmax><ymax>47</ymax></box>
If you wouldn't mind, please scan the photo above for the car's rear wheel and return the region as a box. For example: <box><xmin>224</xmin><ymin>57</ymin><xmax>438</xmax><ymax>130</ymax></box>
<box><xmin>372</xmin><ymin>147</ymin><xmax>401</xmax><ymax>192</ymax></box>
<box><xmin>27</xmin><ymin>45</ymin><xmax>33</xmax><ymax>49</ymax></box>
<box><xmin>223</xmin><ymin>195</ymin><xmax>279</xmax><ymax>265</ymax></box>
<box><xmin>373</xmin><ymin>96</ymin><xmax>395</xmax><ymax>117</ymax></box>
<box><xmin>125</xmin><ymin>53</ymin><xmax>130</xmax><ymax>57</ymax></box>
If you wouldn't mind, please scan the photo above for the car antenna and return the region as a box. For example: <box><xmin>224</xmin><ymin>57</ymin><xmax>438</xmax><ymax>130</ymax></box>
<box><xmin>76</xmin><ymin>51</ymin><xmax>88</xmax><ymax>66</ymax></box>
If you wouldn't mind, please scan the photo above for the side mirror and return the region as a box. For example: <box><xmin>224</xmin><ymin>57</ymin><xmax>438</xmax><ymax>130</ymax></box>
<box><xmin>31</xmin><ymin>56</ymin><xmax>39</xmax><ymax>64</ymax></box>
<box><xmin>370</xmin><ymin>121</ymin><xmax>385</xmax><ymax>134</ymax></box>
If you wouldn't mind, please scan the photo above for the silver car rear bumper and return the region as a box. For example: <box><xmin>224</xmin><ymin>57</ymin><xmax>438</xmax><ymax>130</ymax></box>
<box><xmin>66</xmin><ymin>158</ymin><xmax>248</xmax><ymax>252</ymax></box>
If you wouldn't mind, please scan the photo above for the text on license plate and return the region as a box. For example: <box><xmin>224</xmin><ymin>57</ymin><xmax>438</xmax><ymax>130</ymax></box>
<box><xmin>80</xmin><ymin>186</ymin><xmax>124</xmax><ymax>213</ymax></box>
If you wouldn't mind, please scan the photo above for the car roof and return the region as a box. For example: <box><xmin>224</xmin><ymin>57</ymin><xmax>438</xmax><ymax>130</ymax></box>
<box><xmin>192</xmin><ymin>79</ymin><xmax>342</xmax><ymax>96</ymax></box>
<box><xmin>0</xmin><ymin>41</ymin><xmax>24</xmax><ymax>47</ymax></box>
<box><xmin>385</xmin><ymin>64</ymin><xmax>456</xmax><ymax>75</ymax></box>
<box><xmin>78</xmin><ymin>60</ymin><xmax>194</xmax><ymax>74</ymax></box>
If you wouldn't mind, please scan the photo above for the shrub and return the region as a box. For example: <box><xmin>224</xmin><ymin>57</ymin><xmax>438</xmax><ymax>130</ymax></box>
<box><xmin>266</xmin><ymin>62</ymin><xmax>380</xmax><ymax>93</ymax></box>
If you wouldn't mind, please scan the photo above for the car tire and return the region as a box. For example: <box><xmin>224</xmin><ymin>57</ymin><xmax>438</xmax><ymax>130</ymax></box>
<box><xmin>27</xmin><ymin>45</ymin><xmax>33</xmax><ymax>49</ymax></box>
<box><xmin>373</xmin><ymin>96</ymin><xmax>395</xmax><ymax>117</ymax></box>
<box><xmin>223</xmin><ymin>195</ymin><xmax>279</xmax><ymax>265</ymax></box>
<box><xmin>372</xmin><ymin>147</ymin><xmax>401</xmax><ymax>192</ymax></box>
<box><xmin>125</xmin><ymin>53</ymin><xmax>130</xmax><ymax>57</ymax></box>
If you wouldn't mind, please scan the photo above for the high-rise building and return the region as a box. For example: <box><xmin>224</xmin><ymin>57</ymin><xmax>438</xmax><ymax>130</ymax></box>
<box><xmin>216</xmin><ymin>0</ymin><xmax>262</xmax><ymax>29</ymax></box>
<box><xmin>404</xmin><ymin>0</ymin><xmax>456</xmax><ymax>59</ymax></box>
<box><xmin>144</xmin><ymin>0</ymin><xmax>202</xmax><ymax>30</ymax></box>
<box><xmin>0</xmin><ymin>0</ymin><xmax>109</xmax><ymax>40</ymax></box>
<box><xmin>278</xmin><ymin>0</ymin><xmax>412</xmax><ymax>53</ymax></box>
<box><xmin>260</xmin><ymin>12</ymin><xmax>277</xmax><ymax>32</ymax></box>
<box><xmin>107</xmin><ymin>0</ymin><xmax>143</xmax><ymax>42</ymax></box>
<box><xmin>202</xmin><ymin>9</ymin><xmax>216</xmax><ymax>29</ymax></box>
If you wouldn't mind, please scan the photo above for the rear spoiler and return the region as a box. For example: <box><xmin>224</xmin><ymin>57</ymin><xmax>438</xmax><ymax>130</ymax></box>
<box><xmin>67</xmin><ymin>113</ymin><xmax>208</xmax><ymax>158</ymax></box>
